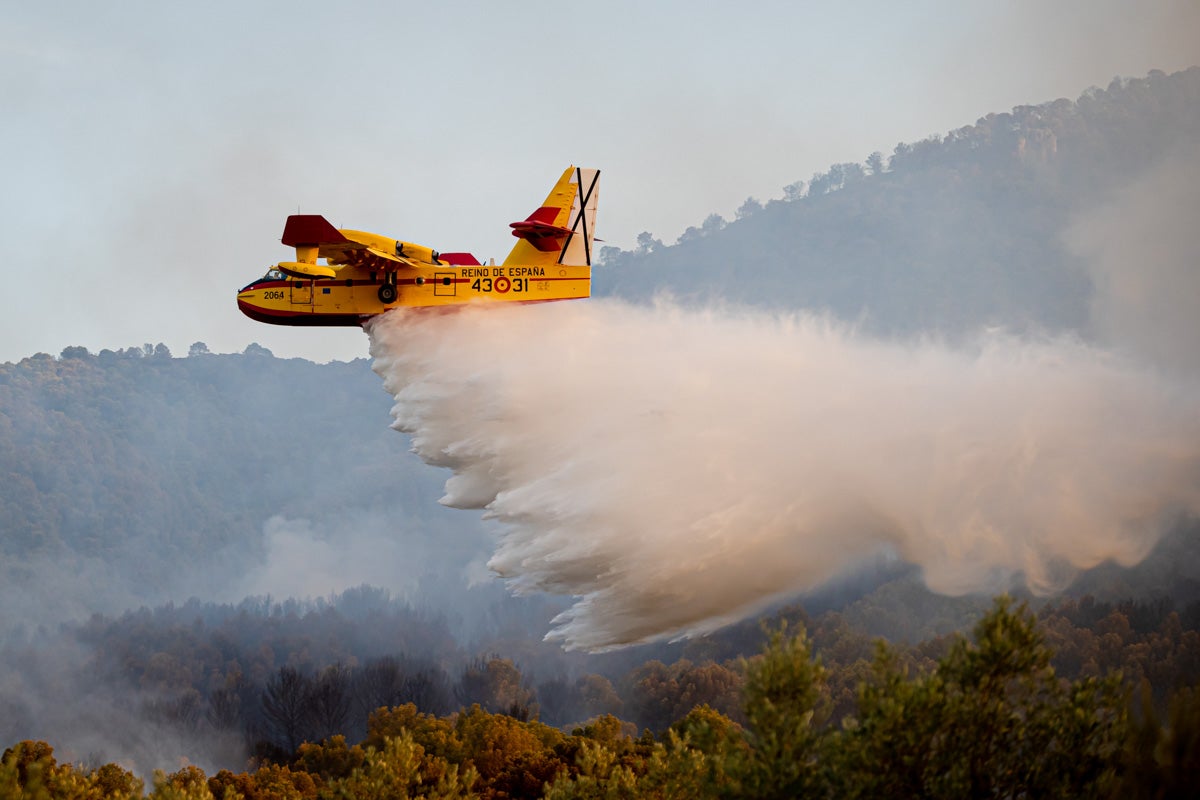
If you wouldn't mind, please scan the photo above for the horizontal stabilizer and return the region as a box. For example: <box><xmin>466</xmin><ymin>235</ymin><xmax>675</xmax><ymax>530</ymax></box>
<box><xmin>510</xmin><ymin>206</ymin><xmax>573</xmax><ymax>252</ymax></box>
<box><xmin>278</xmin><ymin>261</ymin><xmax>337</xmax><ymax>279</ymax></box>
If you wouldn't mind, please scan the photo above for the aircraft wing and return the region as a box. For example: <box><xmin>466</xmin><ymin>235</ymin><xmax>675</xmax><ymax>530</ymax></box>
<box><xmin>283</xmin><ymin>215</ymin><xmax>347</xmax><ymax>248</ymax></box>
<box><xmin>281</xmin><ymin>215</ymin><xmax>423</xmax><ymax>270</ymax></box>
<box><xmin>362</xmin><ymin>245</ymin><xmax>421</xmax><ymax>268</ymax></box>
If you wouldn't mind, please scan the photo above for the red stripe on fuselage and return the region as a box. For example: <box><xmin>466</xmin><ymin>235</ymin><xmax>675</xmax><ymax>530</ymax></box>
<box><xmin>237</xmin><ymin>299</ymin><xmax>370</xmax><ymax>327</ymax></box>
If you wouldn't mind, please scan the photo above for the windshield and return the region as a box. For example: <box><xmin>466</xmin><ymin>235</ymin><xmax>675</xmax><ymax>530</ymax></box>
<box><xmin>240</xmin><ymin>268</ymin><xmax>288</xmax><ymax>293</ymax></box>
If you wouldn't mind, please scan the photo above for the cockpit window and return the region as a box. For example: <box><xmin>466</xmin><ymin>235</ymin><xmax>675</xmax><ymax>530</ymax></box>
<box><xmin>240</xmin><ymin>268</ymin><xmax>288</xmax><ymax>292</ymax></box>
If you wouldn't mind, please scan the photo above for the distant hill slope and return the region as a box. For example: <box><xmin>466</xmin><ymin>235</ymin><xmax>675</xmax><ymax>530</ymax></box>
<box><xmin>597</xmin><ymin>67</ymin><xmax>1200</xmax><ymax>337</ymax></box>
<box><xmin>0</xmin><ymin>346</ymin><xmax>485</xmax><ymax>629</ymax></box>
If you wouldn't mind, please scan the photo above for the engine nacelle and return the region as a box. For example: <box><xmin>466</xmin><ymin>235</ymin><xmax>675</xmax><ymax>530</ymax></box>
<box><xmin>394</xmin><ymin>240</ymin><xmax>440</xmax><ymax>265</ymax></box>
<box><xmin>278</xmin><ymin>261</ymin><xmax>336</xmax><ymax>279</ymax></box>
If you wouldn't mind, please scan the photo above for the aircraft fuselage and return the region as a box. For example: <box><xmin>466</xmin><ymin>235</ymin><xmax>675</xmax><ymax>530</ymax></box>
<box><xmin>237</xmin><ymin>261</ymin><xmax>590</xmax><ymax>326</ymax></box>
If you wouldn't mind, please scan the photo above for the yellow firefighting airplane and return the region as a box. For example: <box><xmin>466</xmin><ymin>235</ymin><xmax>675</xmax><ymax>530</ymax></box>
<box><xmin>237</xmin><ymin>166</ymin><xmax>600</xmax><ymax>326</ymax></box>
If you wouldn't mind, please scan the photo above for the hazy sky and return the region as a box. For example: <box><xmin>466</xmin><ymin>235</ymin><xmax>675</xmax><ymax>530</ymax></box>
<box><xmin>3</xmin><ymin>1</ymin><xmax>1197</xmax><ymax>363</ymax></box>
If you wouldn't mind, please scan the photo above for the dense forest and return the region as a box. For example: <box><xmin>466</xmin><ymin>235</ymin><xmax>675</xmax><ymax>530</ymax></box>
<box><xmin>0</xmin><ymin>345</ymin><xmax>495</xmax><ymax>633</ymax></box>
<box><xmin>4</xmin><ymin>598</ymin><xmax>1199</xmax><ymax>798</ymax></box>
<box><xmin>3</xmin><ymin>67</ymin><xmax>1200</xmax><ymax>795</ymax></box>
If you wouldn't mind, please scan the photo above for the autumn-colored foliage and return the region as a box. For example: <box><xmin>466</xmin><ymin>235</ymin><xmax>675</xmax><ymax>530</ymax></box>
<box><xmin>5</xmin><ymin>597</ymin><xmax>1200</xmax><ymax>798</ymax></box>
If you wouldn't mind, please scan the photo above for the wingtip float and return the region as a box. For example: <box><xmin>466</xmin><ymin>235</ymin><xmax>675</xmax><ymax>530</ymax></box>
<box><xmin>237</xmin><ymin>166</ymin><xmax>600</xmax><ymax>326</ymax></box>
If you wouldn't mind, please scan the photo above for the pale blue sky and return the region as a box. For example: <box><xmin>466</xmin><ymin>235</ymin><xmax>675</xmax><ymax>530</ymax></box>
<box><xmin>2</xmin><ymin>1</ymin><xmax>1197</xmax><ymax>362</ymax></box>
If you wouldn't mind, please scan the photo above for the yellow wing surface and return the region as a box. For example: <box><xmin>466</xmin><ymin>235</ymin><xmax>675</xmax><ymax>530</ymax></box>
<box><xmin>278</xmin><ymin>216</ymin><xmax>439</xmax><ymax>279</ymax></box>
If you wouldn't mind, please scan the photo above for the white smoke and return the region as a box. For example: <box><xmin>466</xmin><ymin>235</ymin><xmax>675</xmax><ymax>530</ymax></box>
<box><xmin>230</xmin><ymin>513</ymin><xmax>489</xmax><ymax>604</ymax></box>
<box><xmin>368</xmin><ymin>301</ymin><xmax>1200</xmax><ymax>650</ymax></box>
<box><xmin>1066</xmin><ymin>142</ymin><xmax>1200</xmax><ymax>376</ymax></box>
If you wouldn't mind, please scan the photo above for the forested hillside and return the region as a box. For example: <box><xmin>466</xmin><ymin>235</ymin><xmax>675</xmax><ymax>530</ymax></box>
<box><xmin>0</xmin><ymin>344</ymin><xmax>491</xmax><ymax>631</ymax></box>
<box><xmin>598</xmin><ymin>68</ymin><xmax>1200</xmax><ymax>339</ymax></box>
<box><xmin>5</xmin><ymin>597</ymin><xmax>1199</xmax><ymax>797</ymax></box>
<box><xmin>2</xmin><ymin>67</ymin><xmax>1199</xmax><ymax>791</ymax></box>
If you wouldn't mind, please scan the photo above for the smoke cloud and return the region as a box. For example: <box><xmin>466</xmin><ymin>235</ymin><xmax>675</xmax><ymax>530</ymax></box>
<box><xmin>1067</xmin><ymin>142</ymin><xmax>1200</xmax><ymax>376</ymax></box>
<box><xmin>369</xmin><ymin>301</ymin><xmax>1200</xmax><ymax>651</ymax></box>
<box><xmin>230</xmin><ymin>512</ymin><xmax>489</xmax><ymax>607</ymax></box>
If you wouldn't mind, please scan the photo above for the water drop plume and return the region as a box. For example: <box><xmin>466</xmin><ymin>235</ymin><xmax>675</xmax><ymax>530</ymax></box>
<box><xmin>368</xmin><ymin>300</ymin><xmax>1200</xmax><ymax>651</ymax></box>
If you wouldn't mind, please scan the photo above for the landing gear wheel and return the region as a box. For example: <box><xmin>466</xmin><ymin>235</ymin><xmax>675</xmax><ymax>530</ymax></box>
<box><xmin>378</xmin><ymin>284</ymin><xmax>398</xmax><ymax>304</ymax></box>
